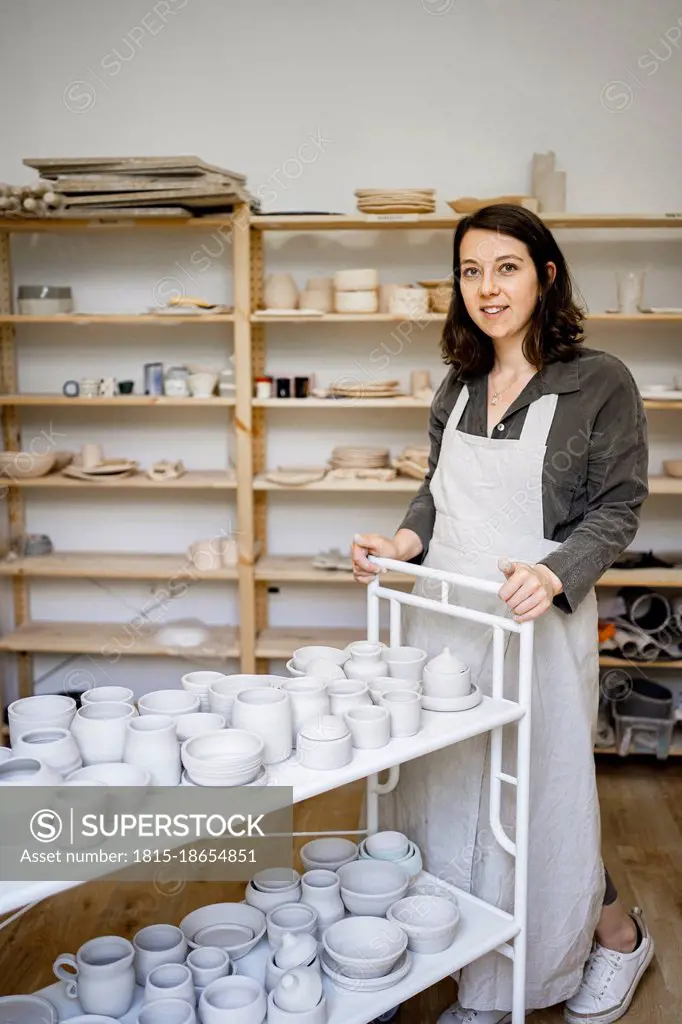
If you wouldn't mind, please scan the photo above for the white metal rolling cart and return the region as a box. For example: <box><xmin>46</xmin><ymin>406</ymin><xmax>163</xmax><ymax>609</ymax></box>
<box><xmin>10</xmin><ymin>556</ymin><xmax>533</xmax><ymax>1024</ymax></box>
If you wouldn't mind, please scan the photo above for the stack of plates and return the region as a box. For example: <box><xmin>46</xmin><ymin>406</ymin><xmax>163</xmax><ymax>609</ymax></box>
<box><xmin>62</xmin><ymin>458</ymin><xmax>138</xmax><ymax>481</ymax></box>
<box><xmin>355</xmin><ymin>189</ymin><xmax>436</xmax><ymax>214</ymax></box>
<box><xmin>394</xmin><ymin>445</ymin><xmax>429</xmax><ymax>480</ymax></box>
<box><xmin>181</xmin><ymin>729</ymin><xmax>265</xmax><ymax>786</ymax></box>
<box><xmin>330</xmin><ymin>380</ymin><xmax>403</xmax><ymax>400</ymax></box>
<box><xmin>329</xmin><ymin>446</ymin><xmax>391</xmax><ymax>469</ymax></box>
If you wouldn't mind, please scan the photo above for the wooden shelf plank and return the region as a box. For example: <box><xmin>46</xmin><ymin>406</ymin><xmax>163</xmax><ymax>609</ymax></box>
<box><xmin>0</xmin><ymin>216</ymin><xmax>234</xmax><ymax>233</ymax></box>
<box><xmin>0</xmin><ymin>394</ymin><xmax>236</xmax><ymax>407</ymax></box>
<box><xmin>254</xmin><ymin>474</ymin><xmax>420</xmax><ymax>493</ymax></box>
<box><xmin>255</xmin><ymin>554</ymin><xmax>413</xmax><ymax>585</ymax></box>
<box><xmin>0</xmin><ymin>552</ymin><xmax>238</xmax><ymax>580</ymax></box>
<box><xmin>599</xmin><ymin>567</ymin><xmax>682</xmax><ymax>587</ymax></box>
<box><xmin>599</xmin><ymin>656</ymin><xmax>682</xmax><ymax>670</ymax></box>
<box><xmin>3</xmin><ymin>470</ymin><xmax>237</xmax><ymax>489</ymax></box>
<box><xmin>251</xmin><ymin>311</ymin><xmax>682</xmax><ymax>324</ymax></box>
<box><xmin>0</xmin><ymin>314</ymin><xmax>234</xmax><ymax>325</ymax></box>
<box><xmin>649</xmin><ymin>476</ymin><xmax>682</xmax><ymax>495</ymax></box>
<box><xmin>254</xmin><ymin>397</ymin><xmax>431</xmax><ymax>409</ymax></box>
<box><xmin>252</xmin><ymin>213</ymin><xmax>682</xmax><ymax>231</ymax></box>
<box><xmin>0</xmin><ymin>621</ymin><xmax>239</xmax><ymax>657</ymax></box>
<box><xmin>644</xmin><ymin>401</ymin><xmax>682</xmax><ymax>411</ymax></box>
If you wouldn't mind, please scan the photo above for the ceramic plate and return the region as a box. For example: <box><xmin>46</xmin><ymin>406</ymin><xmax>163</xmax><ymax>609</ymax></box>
<box><xmin>421</xmin><ymin>685</ymin><xmax>482</xmax><ymax>713</ymax></box>
<box><xmin>320</xmin><ymin>949</ymin><xmax>412</xmax><ymax>992</ymax></box>
<box><xmin>0</xmin><ymin>995</ymin><xmax>58</xmax><ymax>1024</ymax></box>
<box><xmin>195</xmin><ymin>923</ymin><xmax>254</xmax><ymax>947</ymax></box>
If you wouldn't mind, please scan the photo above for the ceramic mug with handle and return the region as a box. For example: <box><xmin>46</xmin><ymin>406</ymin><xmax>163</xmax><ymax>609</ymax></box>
<box><xmin>53</xmin><ymin>936</ymin><xmax>136</xmax><ymax>1018</ymax></box>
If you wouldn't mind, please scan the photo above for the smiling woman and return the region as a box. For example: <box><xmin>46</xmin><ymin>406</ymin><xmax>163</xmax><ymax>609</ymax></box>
<box><xmin>351</xmin><ymin>206</ymin><xmax>652</xmax><ymax>1024</ymax></box>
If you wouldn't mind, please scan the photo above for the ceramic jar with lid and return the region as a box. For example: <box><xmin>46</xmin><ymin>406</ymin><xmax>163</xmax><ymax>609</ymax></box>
<box><xmin>423</xmin><ymin>646</ymin><xmax>471</xmax><ymax>698</ymax></box>
<box><xmin>344</xmin><ymin>641</ymin><xmax>389</xmax><ymax>682</ymax></box>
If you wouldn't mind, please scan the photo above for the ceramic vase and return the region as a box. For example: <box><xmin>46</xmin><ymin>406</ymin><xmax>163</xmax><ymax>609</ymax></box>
<box><xmin>264</xmin><ymin>273</ymin><xmax>299</xmax><ymax>310</ymax></box>
<box><xmin>71</xmin><ymin>702</ymin><xmax>136</xmax><ymax>765</ymax></box>
<box><xmin>300</xmin><ymin>870</ymin><xmax>345</xmax><ymax>937</ymax></box>
<box><xmin>124</xmin><ymin>715</ymin><xmax>181</xmax><ymax>785</ymax></box>
<box><xmin>344</xmin><ymin>641</ymin><xmax>389</xmax><ymax>682</ymax></box>
<box><xmin>280</xmin><ymin>680</ymin><xmax>330</xmax><ymax>741</ymax></box>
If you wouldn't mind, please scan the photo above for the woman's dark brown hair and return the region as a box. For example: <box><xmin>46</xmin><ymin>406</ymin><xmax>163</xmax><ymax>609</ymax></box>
<box><xmin>442</xmin><ymin>204</ymin><xmax>585</xmax><ymax>375</ymax></box>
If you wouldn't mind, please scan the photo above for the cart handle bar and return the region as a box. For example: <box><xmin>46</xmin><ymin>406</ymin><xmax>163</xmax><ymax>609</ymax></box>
<box><xmin>369</xmin><ymin>554</ymin><xmax>506</xmax><ymax>596</ymax></box>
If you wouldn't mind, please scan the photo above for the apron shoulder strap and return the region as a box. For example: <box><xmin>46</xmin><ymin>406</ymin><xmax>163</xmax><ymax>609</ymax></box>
<box><xmin>450</xmin><ymin>384</ymin><xmax>470</xmax><ymax>426</ymax></box>
<box><xmin>520</xmin><ymin>392</ymin><xmax>559</xmax><ymax>444</ymax></box>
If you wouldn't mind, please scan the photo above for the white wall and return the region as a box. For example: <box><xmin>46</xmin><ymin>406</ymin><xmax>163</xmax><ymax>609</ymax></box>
<box><xmin>1</xmin><ymin>0</ymin><xmax>681</xmax><ymax>696</ymax></box>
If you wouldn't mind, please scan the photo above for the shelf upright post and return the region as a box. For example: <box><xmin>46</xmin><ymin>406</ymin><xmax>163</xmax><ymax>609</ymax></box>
<box><xmin>233</xmin><ymin>204</ymin><xmax>257</xmax><ymax>672</ymax></box>
<box><xmin>511</xmin><ymin>621</ymin><xmax>534</xmax><ymax>1024</ymax></box>
<box><xmin>0</xmin><ymin>229</ymin><xmax>31</xmax><ymax>698</ymax></box>
<box><xmin>249</xmin><ymin>226</ymin><xmax>269</xmax><ymax>672</ymax></box>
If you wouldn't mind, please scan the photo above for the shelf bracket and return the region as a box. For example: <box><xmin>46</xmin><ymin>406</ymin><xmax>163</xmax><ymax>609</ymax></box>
<box><xmin>365</xmin><ymin>766</ymin><xmax>400</xmax><ymax>834</ymax></box>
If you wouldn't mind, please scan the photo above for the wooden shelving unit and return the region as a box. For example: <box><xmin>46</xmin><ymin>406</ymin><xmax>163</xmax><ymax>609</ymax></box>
<box><xmin>1</xmin><ymin>208</ymin><xmax>681</xmax><ymax>708</ymax></box>
<box><xmin>0</xmin><ymin>314</ymin><xmax>234</xmax><ymax>325</ymax></box>
<box><xmin>0</xmin><ymin>552</ymin><xmax>238</xmax><ymax>580</ymax></box>
<box><xmin>0</xmin><ymin>212</ymin><xmax>244</xmax><ymax>697</ymax></box>
<box><xmin>3</xmin><ymin>470</ymin><xmax>237</xmax><ymax>490</ymax></box>
<box><xmin>0</xmin><ymin>394</ymin><xmax>236</xmax><ymax>407</ymax></box>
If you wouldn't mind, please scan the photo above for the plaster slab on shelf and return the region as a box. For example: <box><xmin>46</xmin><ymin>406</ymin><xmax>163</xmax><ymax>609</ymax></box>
<box><xmin>0</xmin><ymin>552</ymin><xmax>238</xmax><ymax>580</ymax></box>
<box><xmin>0</xmin><ymin>621</ymin><xmax>239</xmax><ymax>657</ymax></box>
<box><xmin>4</xmin><ymin>471</ymin><xmax>237</xmax><ymax>489</ymax></box>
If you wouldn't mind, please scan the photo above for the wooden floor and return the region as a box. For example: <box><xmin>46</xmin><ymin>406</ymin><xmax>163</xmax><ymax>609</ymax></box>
<box><xmin>1</xmin><ymin>762</ymin><xmax>680</xmax><ymax>1022</ymax></box>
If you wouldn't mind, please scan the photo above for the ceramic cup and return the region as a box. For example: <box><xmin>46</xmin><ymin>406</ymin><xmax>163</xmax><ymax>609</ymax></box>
<box><xmin>231</xmin><ymin>688</ymin><xmax>292</xmax><ymax>764</ymax></box>
<box><xmin>133</xmin><ymin>924</ymin><xmax>188</xmax><ymax>986</ymax></box>
<box><xmin>145</xmin><ymin>963</ymin><xmax>195</xmax><ymax>1006</ymax></box>
<box><xmin>380</xmin><ymin>690</ymin><xmax>422</xmax><ymax>737</ymax></box>
<box><xmin>198</xmin><ymin>976</ymin><xmax>266</xmax><ymax>1024</ymax></box>
<box><xmin>266</xmin><ymin>903</ymin><xmax>318</xmax><ymax>950</ymax></box>
<box><xmin>138</xmin><ymin>998</ymin><xmax>196</xmax><ymax>1024</ymax></box>
<box><xmin>185</xmin><ymin>947</ymin><xmax>230</xmax><ymax>988</ymax></box>
<box><xmin>381</xmin><ymin>646</ymin><xmax>427</xmax><ymax>683</ymax></box>
<box><xmin>81</xmin><ymin>442</ymin><xmax>103</xmax><ymax>467</ymax></box>
<box><xmin>343</xmin><ymin>705</ymin><xmax>390</xmax><ymax>749</ymax></box>
<box><xmin>70</xmin><ymin>701</ymin><xmax>136</xmax><ymax>764</ymax></box>
<box><xmin>53</xmin><ymin>936</ymin><xmax>136</xmax><ymax>1018</ymax></box>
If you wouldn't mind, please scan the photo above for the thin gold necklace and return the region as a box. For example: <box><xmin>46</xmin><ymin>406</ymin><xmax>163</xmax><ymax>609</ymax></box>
<box><xmin>489</xmin><ymin>375</ymin><xmax>518</xmax><ymax>406</ymax></box>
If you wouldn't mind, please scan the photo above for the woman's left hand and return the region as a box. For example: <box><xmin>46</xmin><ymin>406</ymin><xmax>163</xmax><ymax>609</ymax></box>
<box><xmin>497</xmin><ymin>559</ymin><xmax>563</xmax><ymax>622</ymax></box>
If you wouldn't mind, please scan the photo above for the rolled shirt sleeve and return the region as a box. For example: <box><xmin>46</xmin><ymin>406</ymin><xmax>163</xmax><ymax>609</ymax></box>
<box><xmin>397</xmin><ymin>372</ymin><xmax>458</xmax><ymax>561</ymax></box>
<box><xmin>539</xmin><ymin>358</ymin><xmax>649</xmax><ymax>613</ymax></box>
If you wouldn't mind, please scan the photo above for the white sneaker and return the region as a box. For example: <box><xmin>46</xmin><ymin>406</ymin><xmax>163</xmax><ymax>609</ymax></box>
<box><xmin>437</xmin><ymin>1004</ymin><xmax>512</xmax><ymax>1024</ymax></box>
<box><xmin>564</xmin><ymin>908</ymin><xmax>654</xmax><ymax>1024</ymax></box>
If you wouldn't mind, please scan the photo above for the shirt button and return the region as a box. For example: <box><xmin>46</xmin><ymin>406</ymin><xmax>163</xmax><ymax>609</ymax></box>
<box><xmin>496</xmin><ymin>423</ymin><xmax>505</xmax><ymax>432</ymax></box>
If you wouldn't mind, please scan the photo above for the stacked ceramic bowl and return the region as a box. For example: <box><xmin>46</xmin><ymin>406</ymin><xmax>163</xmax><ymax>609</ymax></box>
<box><xmin>299</xmin><ymin>837</ymin><xmax>358</xmax><ymax>872</ymax></box>
<box><xmin>287</xmin><ymin>645</ymin><xmax>348</xmax><ymax>681</ymax></box>
<box><xmin>138</xmin><ymin>690</ymin><xmax>200</xmax><ymax>719</ymax></box>
<box><xmin>179</xmin><ymin>903</ymin><xmax>266</xmax><ymax>959</ymax></box>
<box><xmin>321</xmin><ymin>917</ymin><xmax>409</xmax><ymax>991</ymax></box>
<box><xmin>181</xmin><ymin>671</ymin><xmax>230</xmax><ymax>712</ymax></box>
<box><xmin>337</xmin><ymin>859</ymin><xmax>410</xmax><ymax>916</ymax></box>
<box><xmin>245</xmin><ymin>868</ymin><xmax>302</xmax><ymax>914</ymax></box>
<box><xmin>387</xmin><ymin>894</ymin><xmax>461</xmax><ymax>954</ymax></box>
<box><xmin>333</xmin><ymin>268</ymin><xmax>379</xmax><ymax>314</ymax></box>
<box><xmin>207</xmin><ymin>674</ymin><xmax>281</xmax><ymax>724</ymax></box>
<box><xmin>7</xmin><ymin>694</ymin><xmax>76</xmax><ymax>745</ymax></box>
<box><xmin>181</xmin><ymin>729</ymin><xmax>264</xmax><ymax>786</ymax></box>
<box><xmin>358</xmin><ymin>829</ymin><xmax>423</xmax><ymax>880</ymax></box>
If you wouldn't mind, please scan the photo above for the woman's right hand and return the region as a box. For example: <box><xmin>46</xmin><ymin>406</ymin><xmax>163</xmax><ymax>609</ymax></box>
<box><xmin>351</xmin><ymin>533</ymin><xmax>399</xmax><ymax>584</ymax></box>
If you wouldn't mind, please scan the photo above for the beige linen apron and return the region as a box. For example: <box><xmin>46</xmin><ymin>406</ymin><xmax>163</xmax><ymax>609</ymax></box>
<box><xmin>381</xmin><ymin>386</ymin><xmax>604</xmax><ymax>1011</ymax></box>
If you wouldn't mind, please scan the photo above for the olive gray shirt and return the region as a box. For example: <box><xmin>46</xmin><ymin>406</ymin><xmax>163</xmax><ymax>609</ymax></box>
<box><xmin>398</xmin><ymin>348</ymin><xmax>649</xmax><ymax>614</ymax></box>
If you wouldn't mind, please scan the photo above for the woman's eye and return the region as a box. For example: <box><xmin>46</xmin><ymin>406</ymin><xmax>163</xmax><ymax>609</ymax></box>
<box><xmin>462</xmin><ymin>267</ymin><xmax>479</xmax><ymax>278</ymax></box>
<box><xmin>500</xmin><ymin>263</ymin><xmax>518</xmax><ymax>273</ymax></box>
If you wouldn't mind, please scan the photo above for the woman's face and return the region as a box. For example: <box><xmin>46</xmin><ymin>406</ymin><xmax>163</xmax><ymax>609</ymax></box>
<box><xmin>458</xmin><ymin>228</ymin><xmax>554</xmax><ymax>344</ymax></box>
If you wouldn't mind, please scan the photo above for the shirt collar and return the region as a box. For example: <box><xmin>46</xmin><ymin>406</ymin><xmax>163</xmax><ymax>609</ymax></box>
<box><xmin>463</xmin><ymin>354</ymin><xmax>580</xmax><ymax>415</ymax></box>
